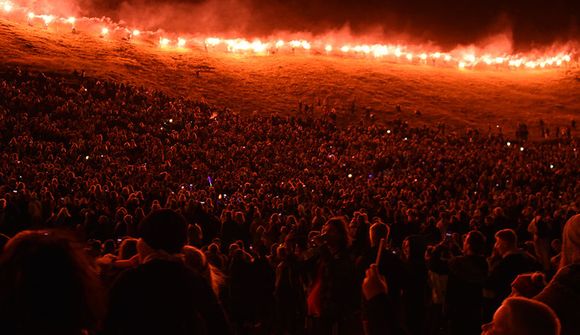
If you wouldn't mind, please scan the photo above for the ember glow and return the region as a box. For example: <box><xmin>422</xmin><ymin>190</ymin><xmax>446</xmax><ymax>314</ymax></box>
<box><xmin>1</xmin><ymin>0</ymin><xmax>576</xmax><ymax>71</ymax></box>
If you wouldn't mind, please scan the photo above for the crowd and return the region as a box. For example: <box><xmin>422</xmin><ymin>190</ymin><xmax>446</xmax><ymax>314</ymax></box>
<box><xmin>0</xmin><ymin>67</ymin><xmax>578</xmax><ymax>335</ymax></box>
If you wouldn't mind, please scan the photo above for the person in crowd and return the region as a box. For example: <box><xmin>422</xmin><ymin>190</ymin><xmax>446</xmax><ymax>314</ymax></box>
<box><xmin>534</xmin><ymin>214</ymin><xmax>580</xmax><ymax>335</ymax></box>
<box><xmin>103</xmin><ymin>209</ymin><xmax>231</xmax><ymax>335</ymax></box>
<box><xmin>484</xmin><ymin>229</ymin><xmax>540</xmax><ymax>319</ymax></box>
<box><xmin>0</xmin><ymin>230</ymin><xmax>104</xmax><ymax>335</ymax></box>
<box><xmin>400</xmin><ymin>235</ymin><xmax>428</xmax><ymax>335</ymax></box>
<box><xmin>447</xmin><ymin>231</ymin><xmax>489</xmax><ymax>335</ymax></box>
<box><xmin>306</xmin><ymin>217</ymin><xmax>359</xmax><ymax>335</ymax></box>
<box><xmin>362</xmin><ymin>264</ymin><xmax>401</xmax><ymax>335</ymax></box>
<box><xmin>481</xmin><ymin>297</ymin><xmax>560</xmax><ymax>335</ymax></box>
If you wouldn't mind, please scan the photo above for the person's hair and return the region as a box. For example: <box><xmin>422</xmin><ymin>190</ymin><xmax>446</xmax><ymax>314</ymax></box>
<box><xmin>403</xmin><ymin>235</ymin><xmax>426</xmax><ymax>264</ymax></box>
<box><xmin>369</xmin><ymin>222</ymin><xmax>389</xmax><ymax>247</ymax></box>
<box><xmin>118</xmin><ymin>238</ymin><xmax>138</xmax><ymax>260</ymax></box>
<box><xmin>0</xmin><ymin>230</ymin><xmax>104</xmax><ymax>335</ymax></box>
<box><xmin>182</xmin><ymin>246</ymin><xmax>224</xmax><ymax>297</ymax></box>
<box><xmin>496</xmin><ymin>229</ymin><xmax>518</xmax><ymax>248</ymax></box>
<box><xmin>324</xmin><ymin>216</ymin><xmax>351</xmax><ymax>249</ymax></box>
<box><xmin>501</xmin><ymin>297</ymin><xmax>560</xmax><ymax>335</ymax></box>
<box><xmin>138</xmin><ymin>209</ymin><xmax>187</xmax><ymax>254</ymax></box>
<box><xmin>465</xmin><ymin>230</ymin><xmax>486</xmax><ymax>255</ymax></box>
<box><xmin>560</xmin><ymin>214</ymin><xmax>580</xmax><ymax>268</ymax></box>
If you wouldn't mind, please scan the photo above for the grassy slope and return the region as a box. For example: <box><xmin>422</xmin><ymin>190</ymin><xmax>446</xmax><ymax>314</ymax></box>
<box><xmin>1</xmin><ymin>18</ymin><xmax>578</xmax><ymax>135</ymax></box>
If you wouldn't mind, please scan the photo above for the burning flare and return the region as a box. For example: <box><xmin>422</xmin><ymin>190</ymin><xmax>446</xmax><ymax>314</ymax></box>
<box><xmin>4</xmin><ymin>0</ymin><xmax>576</xmax><ymax>72</ymax></box>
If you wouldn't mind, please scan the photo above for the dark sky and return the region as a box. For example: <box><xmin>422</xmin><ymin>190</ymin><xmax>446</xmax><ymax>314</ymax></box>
<box><xmin>84</xmin><ymin>0</ymin><xmax>578</xmax><ymax>49</ymax></box>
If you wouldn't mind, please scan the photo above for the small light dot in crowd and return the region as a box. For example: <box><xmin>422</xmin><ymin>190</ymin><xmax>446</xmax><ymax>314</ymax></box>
<box><xmin>181</xmin><ymin>186</ymin><xmax>184</xmax><ymax>189</ymax></box>
<box><xmin>100</xmin><ymin>155</ymin><xmax>103</xmax><ymax>157</ymax></box>
<box><xmin>218</xmin><ymin>194</ymin><xmax>222</xmax><ymax>199</ymax></box>
<box><xmin>520</xmin><ymin>147</ymin><xmax>524</xmax><ymax>152</ymax></box>
<box><xmin>496</xmin><ymin>124</ymin><xmax>500</xmax><ymax>128</ymax></box>
<box><xmin>550</xmin><ymin>164</ymin><xmax>554</xmax><ymax>169</ymax></box>
<box><xmin>348</xmin><ymin>173</ymin><xmax>353</xmax><ymax>178</ymax></box>
<box><xmin>160</xmin><ymin>127</ymin><xmax>163</xmax><ymax>130</ymax></box>
<box><xmin>404</xmin><ymin>137</ymin><xmax>408</xmax><ymax>141</ymax></box>
<box><xmin>169</xmin><ymin>118</ymin><xmax>173</xmax><ymax>123</ymax></box>
<box><xmin>387</xmin><ymin>129</ymin><xmax>391</xmax><ymax>134</ymax></box>
<box><xmin>414</xmin><ymin>178</ymin><xmax>418</xmax><ymax>182</ymax></box>
<box><xmin>507</xmin><ymin>142</ymin><xmax>511</xmax><ymax>146</ymax></box>
<box><xmin>85</xmin><ymin>155</ymin><xmax>89</xmax><ymax>160</ymax></box>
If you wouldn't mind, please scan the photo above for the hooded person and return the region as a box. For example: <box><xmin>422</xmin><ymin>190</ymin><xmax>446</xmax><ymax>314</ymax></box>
<box><xmin>103</xmin><ymin>209</ymin><xmax>231</xmax><ymax>335</ymax></box>
<box><xmin>534</xmin><ymin>214</ymin><xmax>580</xmax><ymax>335</ymax></box>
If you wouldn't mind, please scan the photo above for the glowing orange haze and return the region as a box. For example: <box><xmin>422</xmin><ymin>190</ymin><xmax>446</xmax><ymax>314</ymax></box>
<box><xmin>1</xmin><ymin>0</ymin><xmax>576</xmax><ymax>71</ymax></box>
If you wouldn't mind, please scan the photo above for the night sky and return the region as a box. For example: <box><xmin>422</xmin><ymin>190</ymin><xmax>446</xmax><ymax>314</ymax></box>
<box><xmin>86</xmin><ymin>0</ymin><xmax>578</xmax><ymax>49</ymax></box>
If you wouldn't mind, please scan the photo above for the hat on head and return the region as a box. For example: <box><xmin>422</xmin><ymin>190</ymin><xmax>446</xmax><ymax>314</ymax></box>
<box><xmin>138</xmin><ymin>209</ymin><xmax>187</xmax><ymax>254</ymax></box>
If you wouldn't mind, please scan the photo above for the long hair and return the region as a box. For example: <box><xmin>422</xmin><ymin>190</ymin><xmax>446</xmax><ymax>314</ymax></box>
<box><xmin>0</xmin><ymin>229</ymin><xmax>104</xmax><ymax>335</ymax></box>
<box><xmin>560</xmin><ymin>214</ymin><xmax>580</xmax><ymax>269</ymax></box>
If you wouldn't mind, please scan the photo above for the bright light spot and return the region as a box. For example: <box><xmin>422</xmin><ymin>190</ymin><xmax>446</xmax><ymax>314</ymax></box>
<box><xmin>27</xmin><ymin>12</ymin><xmax>34</xmax><ymax>20</ymax></box>
<box><xmin>495</xmin><ymin>57</ymin><xmax>504</xmax><ymax>64</ymax></box>
<box><xmin>159</xmin><ymin>37</ymin><xmax>170</xmax><ymax>47</ymax></box>
<box><xmin>101</xmin><ymin>27</ymin><xmax>109</xmax><ymax>36</ymax></box>
<box><xmin>169</xmin><ymin>118</ymin><xmax>173</xmax><ymax>123</ymax></box>
<box><xmin>387</xmin><ymin>129</ymin><xmax>391</xmax><ymax>134</ymax></box>
<box><xmin>464</xmin><ymin>54</ymin><xmax>476</xmax><ymax>63</ymax></box>
<box><xmin>406</xmin><ymin>53</ymin><xmax>413</xmax><ymax>61</ymax></box>
<box><xmin>394</xmin><ymin>48</ymin><xmax>402</xmax><ymax>57</ymax></box>
<box><xmin>458</xmin><ymin>61</ymin><xmax>466</xmax><ymax>69</ymax></box>
<box><xmin>289</xmin><ymin>40</ymin><xmax>301</xmax><ymax>48</ymax></box>
<box><xmin>205</xmin><ymin>37</ymin><xmax>221</xmax><ymax>46</ymax></box>
<box><xmin>506</xmin><ymin>141</ymin><xmax>511</xmax><ymax>147</ymax></box>
<box><xmin>132</xmin><ymin>29</ymin><xmax>140</xmax><ymax>36</ymax></box>
<box><xmin>251</xmin><ymin>40</ymin><xmax>267</xmax><ymax>53</ymax></box>
<box><xmin>85</xmin><ymin>155</ymin><xmax>89</xmax><ymax>160</ymax></box>
<box><xmin>525</xmin><ymin>61</ymin><xmax>537</xmax><ymax>69</ymax></box>
<box><xmin>177</xmin><ymin>38</ymin><xmax>186</xmax><ymax>48</ymax></box>
<box><xmin>419</xmin><ymin>53</ymin><xmax>427</xmax><ymax>60</ymax></box>
<box><xmin>275</xmin><ymin>40</ymin><xmax>284</xmax><ymax>48</ymax></box>
<box><xmin>340</xmin><ymin>45</ymin><xmax>350</xmax><ymax>53</ymax></box>
<box><xmin>444</xmin><ymin>54</ymin><xmax>452</xmax><ymax>62</ymax></box>
<box><xmin>41</xmin><ymin>15</ymin><xmax>54</xmax><ymax>26</ymax></box>
<box><xmin>66</xmin><ymin>17</ymin><xmax>76</xmax><ymax>25</ymax></box>
<box><xmin>550</xmin><ymin>164</ymin><xmax>554</xmax><ymax>169</ymax></box>
<box><xmin>563</xmin><ymin>55</ymin><xmax>571</xmax><ymax>62</ymax></box>
<box><xmin>403</xmin><ymin>137</ymin><xmax>408</xmax><ymax>141</ymax></box>
<box><xmin>348</xmin><ymin>174</ymin><xmax>353</xmax><ymax>178</ymax></box>
<box><xmin>325</xmin><ymin>44</ymin><xmax>332</xmax><ymax>52</ymax></box>
<box><xmin>3</xmin><ymin>2</ymin><xmax>13</xmax><ymax>12</ymax></box>
<box><xmin>432</xmin><ymin>52</ymin><xmax>441</xmax><ymax>59</ymax></box>
<box><xmin>520</xmin><ymin>147</ymin><xmax>524</xmax><ymax>152</ymax></box>
<box><xmin>301</xmin><ymin>41</ymin><xmax>311</xmax><ymax>50</ymax></box>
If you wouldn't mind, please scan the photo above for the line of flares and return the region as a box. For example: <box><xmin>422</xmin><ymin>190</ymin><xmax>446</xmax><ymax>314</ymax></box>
<box><xmin>1</xmin><ymin>0</ymin><xmax>576</xmax><ymax>71</ymax></box>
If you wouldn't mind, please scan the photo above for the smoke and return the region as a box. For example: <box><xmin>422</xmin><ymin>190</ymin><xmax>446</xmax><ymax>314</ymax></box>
<box><xmin>24</xmin><ymin>0</ymin><xmax>579</xmax><ymax>51</ymax></box>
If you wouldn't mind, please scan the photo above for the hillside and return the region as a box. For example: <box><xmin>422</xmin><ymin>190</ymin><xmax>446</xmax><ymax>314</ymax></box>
<box><xmin>1</xmin><ymin>18</ymin><xmax>578</xmax><ymax>135</ymax></box>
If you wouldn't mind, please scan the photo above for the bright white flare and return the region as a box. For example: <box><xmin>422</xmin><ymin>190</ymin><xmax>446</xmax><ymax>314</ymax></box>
<box><xmin>2</xmin><ymin>1</ymin><xmax>12</xmax><ymax>12</ymax></box>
